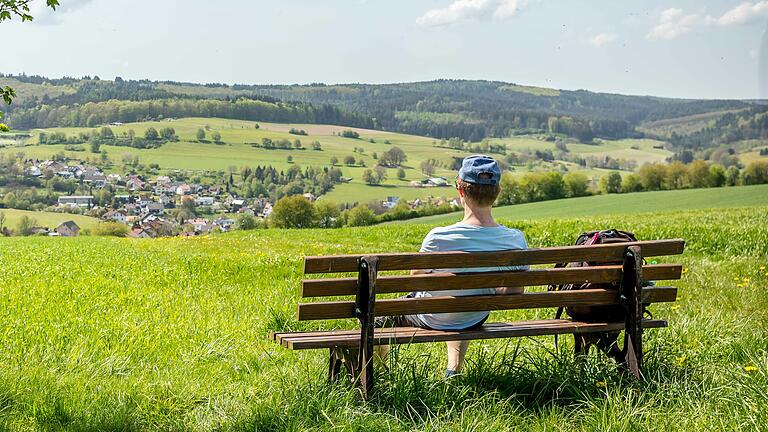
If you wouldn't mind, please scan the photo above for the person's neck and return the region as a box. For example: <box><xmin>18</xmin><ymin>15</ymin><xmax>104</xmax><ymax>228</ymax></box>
<box><xmin>461</xmin><ymin>204</ymin><xmax>498</xmax><ymax>227</ymax></box>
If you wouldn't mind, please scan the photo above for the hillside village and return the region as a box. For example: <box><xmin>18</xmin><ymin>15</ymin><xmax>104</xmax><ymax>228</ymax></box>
<box><xmin>3</xmin><ymin>158</ymin><xmax>458</xmax><ymax>238</ymax></box>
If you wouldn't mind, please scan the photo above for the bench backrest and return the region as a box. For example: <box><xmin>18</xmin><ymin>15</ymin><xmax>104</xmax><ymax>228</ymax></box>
<box><xmin>298</xmin><ymin>239</ymin><xmax>685</xmax><ymax>321</ymax></box>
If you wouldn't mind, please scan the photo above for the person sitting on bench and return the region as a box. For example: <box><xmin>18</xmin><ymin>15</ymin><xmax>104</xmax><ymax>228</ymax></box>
<box><xmin>375</xmin><ymin>154</ymin><xmax>528</xmax><ymax>377</ymax></box>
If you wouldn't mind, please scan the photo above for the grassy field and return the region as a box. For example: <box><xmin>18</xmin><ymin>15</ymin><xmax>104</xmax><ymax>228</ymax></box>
<box><xmin>0</xmin><ymin>206</ymin><xmax>766</xmax><ymax>430</ymax></box>
<box><xmin>0</xmin><ymin>208</ymin><xmax>99</xmax><ymax>231</ymax></box>
<box><xmin>2</xmin><ymin>118</ymin><xmax>675</xmax><ymax>204</ymax></box>
<box><xmin>398</xmin><ymin>184</ymin><xmax>768</xmax><ymax>225</ymax></box>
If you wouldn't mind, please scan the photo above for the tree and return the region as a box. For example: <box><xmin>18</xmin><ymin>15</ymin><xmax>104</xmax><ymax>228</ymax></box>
<box><xmin>397</xmin><ymin>168</ymin><xmax>406</xmax><ymax>180</ymax></box>
<box><xmin>211</xmin><ymin>131</ymin><xmax>222</xmax><ymax>142</ymax></box>
<box><xmin>330</xmin><ymin>156</ymin><xmax>339</xmax><ymax>166</ymax></box>
<box><xmin>346</xmin><ymin>204</ymin><xmax>375</xmax><ymax>227</ymax></box>
<box><xmin>563</xmin><ymin>172</ymin><xmax>589</xmax><ymax>197</ymax></box>
<box><xmin>144</xmin><ymin>127</ymin><xmax>159</xmax><ymax>140</ymax></box>
<box><xmin>420</xmin><ymin>160</ymin><xmax>436</xmax><ymax>176</ymax></box>
<box><xmin>99</xmin><ymin>126</ymin><xmax>114</xmax><ymax>139</ymax></box>
<box><xmin>0</xmin><ymin>211</ymin><xmax>5</xmax><ymax>232</ymax></box>
<box><xmin>726</xmin><ymin>166</ymin><xmax>741</xmax><ymax>186</ymax></box>
<box><xmin>344</xmin><ymin>155</ymin><xmax>356</xmax><ymax>166</ymax></box>
<box><xmin>362</xmin><ymin>169</ymin><xmax>377</xmax><ymax>185</ymax></box>
<box><xmin>687</xmin><ymin>160</ymin><xmax>711</xmax><ymax>188</ymax></box>
<box><xmin>341</xmin><ymin>130</ymin><xmax>359</xmax><ymax>139</ymax></box>
<box><xmin>743</xmin><ymin>161</ymin><xmax>768</xmax><ymax>185</ymax></box>
<box><xmin>271</xmin><ymin>195</ymin><xmax>314</xmax><ymax>228</ymax></box>
<box><xmin>237</xmin><ymin>214</ymin><xmax>258</xmax><ymax>230</ymax></box>
<box><xmin>314</xmin><ymin>200</ymin><xmax>341</xmax><ymax>228</ymax></box>
<box><xmin>621</xmin><ymin>174</ymin><xmax>644</xmax><ymax>193</ymax></box>
<box><xmin>286</xmin><ymin>155</ymin><xmax>293</xmax><ymax>163</ymax></box>
<box><xmin>196</xmin><ymin>128</ymin><xmax>206</xmax><ymax>141</ymax></box>
<box><xmin>380</xmin><ymin>147</ymin><xmax>407</xmax><ymax>167</ymax></box>
<box><xmin>374</xmin><ymin>165</ymin><xmax>387</xmax><ymax>184</ymax></box>
<box><xmin>90</xmin><ymin>140</ymin><xmax>101</xmax><ymax>153</ymax></box>
<box><xmin>16</xmin><ymin>215</ymin><xmax>38</xmax><ymax>236</ymax></box>
<box><xmin>498</xmin><ymin>173</ymin><xmax>521</xmax><ymax>205</ymax></box>
<box><xmin>600</xmin><ymin>172</ymin><xmax>622</xmax><ymax>194</ymax></box>
<box><xmin>638</xmin><ymin>163</ymin><xmax>667</xmax><ymax>191</ymax></box>
<box><xmin>709</xmin><ymin>164</ymin><xmax>726</xmax><ymax>187</ymax></box>
<box><xmin>311</xmin><ymin>140</ymin><xmax>322</xmax><ymax>151</ymax></box>
<box><xmin>160</xmin><ymin>127</ymin><xmax>176</xmax><ymax>141</ymax></box>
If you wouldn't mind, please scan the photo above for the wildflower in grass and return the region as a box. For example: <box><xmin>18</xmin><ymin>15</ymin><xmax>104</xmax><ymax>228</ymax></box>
<box><xmin>596</xmin><ymin>381</ymin><xmax>606</xmax><ymax>388</ymax></box>
<box><xmin>760</xmin><ymin>266</ymin><xmax>766</xmax><ymax>271</ymax></box>
<box><xmin>744</xmin><ymin>366</ymin><xmax>758</xmax><ymax>373</ymax></box>
<box><xmin>671</xmin><ymin>305</ymin><xmax>680</xmax><ymax>311</ymax></box>
<box><xmin>677</xmin><ymin>355</ymin><xmax>687</xmax><ymax>365</ymax></box>
<box><xmin>682</xmin><ymin>267</ymin><xmax>689</xmax><ymax>274</ymax></box>
<box><xmin>736</xmin><ymin>284</ymin><xmax>744</xmax><ymax>288</ymax></box>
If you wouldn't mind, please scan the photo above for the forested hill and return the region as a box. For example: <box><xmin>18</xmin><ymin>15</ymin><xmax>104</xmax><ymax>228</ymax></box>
<box><xmin>1</xmin><ymin>73</ymin><xmax>762</xmax><ymax>144</ymax></box>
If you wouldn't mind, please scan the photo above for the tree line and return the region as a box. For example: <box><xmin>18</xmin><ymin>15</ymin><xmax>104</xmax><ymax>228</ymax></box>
<box><xmin>7</xmin><ymin>97</ymin><xmax>375</xmax><ymax>130</ymax></box>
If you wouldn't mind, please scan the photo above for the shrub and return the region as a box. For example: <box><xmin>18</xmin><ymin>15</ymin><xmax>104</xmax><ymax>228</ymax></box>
<box><xmin>93</xmin><ymin>222</ymin><xmax>130</xmax><ymax>237</ymax></box>
<box><xmin>346</xmin><ymin>205</ymin><xmax>375</xmax><ymax>227</ymax></box>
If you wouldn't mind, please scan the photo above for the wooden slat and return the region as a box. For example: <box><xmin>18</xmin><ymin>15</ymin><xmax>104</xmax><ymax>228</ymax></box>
<box><xmin>302</xmin><ymin>263</ymin><xmax>682</xmax><ymax>297</ymax></box>
<box><xmin>304</xmin><ymin>239</ymin><xmax>685</xmax><ymax>274</ymax></box>
<box><xmin>297</xmin><ymin>286</ymin><xmax>677</xmax><ymax>321</ymax></box>
<box><xmin>279</xmin><ymin>319</ymin><xmax>669</xmax><ymax>350</ymax></box>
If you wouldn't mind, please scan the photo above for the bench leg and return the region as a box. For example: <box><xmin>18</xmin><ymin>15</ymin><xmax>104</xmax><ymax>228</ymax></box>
<box><xmin>328</xmin><ymin>347</ymin><xmax>359</xmax><ymax>383</ymax></box>
<box><xmin>574</xmin><ymin>334</ymin><xmax>590</xmax><ymax>357</ymax></box>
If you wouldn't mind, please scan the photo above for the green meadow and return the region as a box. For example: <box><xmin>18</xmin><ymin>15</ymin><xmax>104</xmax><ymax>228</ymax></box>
<box><xmin>2</xmin><ymin>118</ymin><xmax>681</xmax><ymax>204</ymax></box>
<box><xmin>0</xmin><ymin>206</ymin><xmax>765</xmax><ymax>430</ymax></box>
<box><xmin>0</xmin><ymin>208</ymin><xmax>99</xmax><ymax>230</ymax></box>
<box><xmin>399</xmin><ymin>184</ymin><xmax>768</xmax><ymax>225</ymax></box>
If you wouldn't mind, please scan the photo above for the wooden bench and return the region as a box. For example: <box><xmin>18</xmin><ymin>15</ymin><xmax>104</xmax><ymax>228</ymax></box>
<box><xmin>272</xmin><ymin>239</ymin><xmax>685</xmax><ymax>399</ymax></box>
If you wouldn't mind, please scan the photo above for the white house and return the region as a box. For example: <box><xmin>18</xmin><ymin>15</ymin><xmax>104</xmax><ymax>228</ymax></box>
<box><xmin>25</xmin><ymin>166</ymin><xmax>42</xmax><ymax>177</ymax></box>
<box><xmin>213</xmin><ymin>217</ymin><xmax>236</xmax><ymax>232</ymax></box>
<box><xmin>194</xmin><ymin>196</ymin><xmax>215</xmax><ymax>206</ymax></box>
<box><xmin>58</xmin><ymin>195</ymin><xmax>93</xmax><ymax>208</ymax></box>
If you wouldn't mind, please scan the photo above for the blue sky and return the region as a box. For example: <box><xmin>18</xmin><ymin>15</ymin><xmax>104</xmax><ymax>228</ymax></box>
<box><xmin>2</xmin><ymin>0</ymin><xmax>767</xmax><ymax>99</ymax></box>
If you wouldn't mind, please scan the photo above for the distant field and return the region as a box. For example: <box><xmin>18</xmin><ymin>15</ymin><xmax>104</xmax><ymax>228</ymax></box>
<box><xmin>397</xmin><ymin>184</ymin><xmax>768</xmax><ymax>225</ymax></box>
<box><xmin>3</xmin><ymin>117</ymin><xmax>682</xmax><ymax>204</ymax></box>
<box><xmin>0</xmin><ymin>208</ymin><xmax>99</xmax><ymax>230</ymax></box>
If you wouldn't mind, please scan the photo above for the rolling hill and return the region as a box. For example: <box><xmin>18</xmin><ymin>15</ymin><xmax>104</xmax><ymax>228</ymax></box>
<box><xmin>395</xmin><ymin>184</ymin><xmax>768</xmax><ymax>225</ymax></box>
<box><xmin>2</xmin><ymin>118</ymin><xmax>677</xmax><ymax>204</ymax></box>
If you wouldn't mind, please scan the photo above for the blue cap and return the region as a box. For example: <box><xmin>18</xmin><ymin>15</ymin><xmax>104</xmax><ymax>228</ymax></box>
<box><xmin>458</xmin><ymin>154</ymin><xmax>501</xmax><ymax>185</ymax></box>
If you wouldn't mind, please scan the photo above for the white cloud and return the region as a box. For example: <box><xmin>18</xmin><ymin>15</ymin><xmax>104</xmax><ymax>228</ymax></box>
<box><xmin>646</xmin><ymin>8</ymin><xmax>700</xmax><ymax>40</ymax></box>
<box><xmin>416</xmin><ymin>0</ymin><xmax>527</xmax><ymax>27</ymax></box>
<box><xmin>493</xmin><ymin>0</ymin><xmax>525</xmax><ymax>19</ymax></box>
<box><xmin>588</xmin><ymin>33</ymin><xmax>617</xmax><ymax>47</ymax></box>
<box><xmin>708</xmin><ymin>1</ymin><xmax>768</xmax><ymax>26</ymax></box>
<box><xmin>28</xmin><ymin>0</ymin><xmax>95</xmax><ymax>25</ymax></box>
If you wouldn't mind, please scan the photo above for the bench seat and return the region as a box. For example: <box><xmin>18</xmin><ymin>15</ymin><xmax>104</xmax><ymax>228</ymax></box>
<box><xmin>273</xmin><ymin>318</ymin><xmax>668</xmax><ymax>350</ymax></box>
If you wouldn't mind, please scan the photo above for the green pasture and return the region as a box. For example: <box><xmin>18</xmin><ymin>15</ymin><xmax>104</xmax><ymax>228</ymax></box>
<box><xmin>0</xmin><ymin>207</ymin><xmax>766</xmax><ymax>430</ymax></box>
<box><xmin>0</xmin><ymin>208</ymin><xmax>99</xmax><ymax>231</ymax></box>
<box><xmin>399</xmin><ymin>184</ymin><xmax>768</xmax><ymax>225</ymax></box>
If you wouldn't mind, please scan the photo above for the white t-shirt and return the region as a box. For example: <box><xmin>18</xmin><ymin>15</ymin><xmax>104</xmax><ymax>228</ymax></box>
<box><xmin>413</xmin><ymin>223</ymin><xmax>528</xmax><ymax>330</ymax></box>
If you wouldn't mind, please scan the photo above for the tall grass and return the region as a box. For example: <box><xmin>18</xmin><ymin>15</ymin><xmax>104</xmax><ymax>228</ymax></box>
<box><xmin>0</xmin><ymin>207</ymin><xmax>765</xmax><ymax>431</ymax></box>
